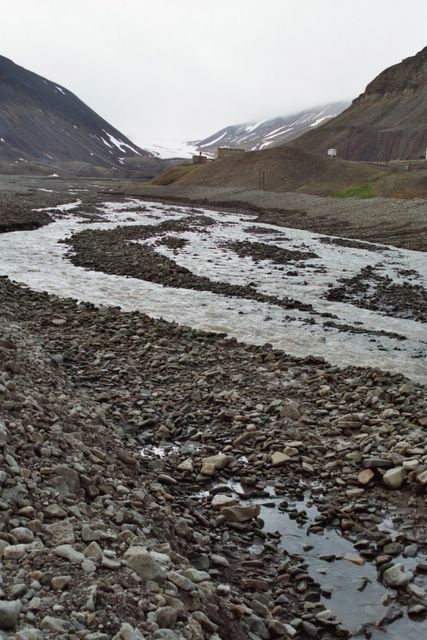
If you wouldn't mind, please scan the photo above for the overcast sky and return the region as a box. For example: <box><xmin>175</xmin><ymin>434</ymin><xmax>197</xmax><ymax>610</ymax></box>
<box><xmin>1</xmin><ymin>0</ymin><xmax>427</xmax><ymax>149</ymax></box>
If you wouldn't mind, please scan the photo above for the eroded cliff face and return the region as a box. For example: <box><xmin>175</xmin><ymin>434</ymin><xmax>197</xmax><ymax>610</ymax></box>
<box><xmin>292</xmin><ymin>47</ymin><xmax>427</xmax><ymax>161</ymax></box>
<box><xmin>354</xmin><ymin>46</ymin><xmax>427</xmax><ymax>103</ymax></box>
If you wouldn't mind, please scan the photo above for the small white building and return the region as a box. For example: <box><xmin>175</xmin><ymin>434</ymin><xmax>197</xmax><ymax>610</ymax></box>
<box><xmin>328</xmin><ymin>148</ymin><xmax>337</xmax><ymax>158</ymax></box>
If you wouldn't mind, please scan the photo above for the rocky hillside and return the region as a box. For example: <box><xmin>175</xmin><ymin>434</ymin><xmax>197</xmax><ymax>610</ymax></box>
<box><xmin>292</xmin><ymin>47</ymin><xmax>427</xmax><ymax>161</ymax></box>
<box><xmin>0</xmin><ymin>55</ymin><xmax>166</xmax><ymax>177</ymax></box>
<box><xmin>190</xmin><ymin>102</ymin><xmax>348</xmax><ymax>155</ymax></box>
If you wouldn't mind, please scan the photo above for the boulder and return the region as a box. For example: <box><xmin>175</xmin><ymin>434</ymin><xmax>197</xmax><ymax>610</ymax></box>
<box><xmin>383</xmin><ymin>467</ymin><xmax>404</xmax><ymax>489</ymax></box>
<box><xmin>0</xmin><ymin>599</ymin><xmax>22</xmax><ymax>630</ymax></box>
<box><xmin>221</xmin><ymin>504</ymin><xmax>260</xmax><ymax>523</ymax></box>
<box><xmin>124</xmin><ymin>547</ymin><xmax>164</xmax><ymax>580</ymax></box>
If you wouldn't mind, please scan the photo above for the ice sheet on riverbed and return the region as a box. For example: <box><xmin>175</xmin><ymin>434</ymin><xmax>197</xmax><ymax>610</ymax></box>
<box><xmin>0</xmin><ymin>199</ymin><xmax>426</xmax><ymax>383</ymax></box>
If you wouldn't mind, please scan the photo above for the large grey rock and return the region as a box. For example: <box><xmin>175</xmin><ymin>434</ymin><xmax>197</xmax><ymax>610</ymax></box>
<box><xmin>54</xmin><ymin>544</ymin><xmax>85</xmax><ymax>563</ymax></box>
<box><xmin>0</xmin><ymin>599</ymin><xmax>22</xmax><ymax>629</ymax></box>
<box><xmin>41</xmin><ymin>616</ymin><xmax>70</xmax><ymax>633</ymax></box>
<box><xmin>10</xmin><ymin>527</ymin><xmax>34</xmax><ymax>543</ymax></box>
<box><xmin>155</xmin><ymin>606</ymin><xmax>177</xmax><ymax>628</ymax></box>
<box><xmin>383</xmin><ymin>467</ymin><xmax>404</xmax><ymax>489</ymax></box>
<box><xmin>271</xmin><ymin>451</ymin><xmax>291</xmax><ymax>467</ymax></box>
<box><xmin>124</xmin><ymin>547</ymin><xmax>164</xmax><ymax>580</ymax></box>
<box><xmin>383</xmin><ymin>563</ymin><xmax>412</xmax><ymax>588</ymax></box>
<box><xmin>200</xmin><ymin>454</ymin><xmax>234</xmax><ymax>475</ymax></box>
<box><xmin>53</xmin><ymin>465</ymin><xmax>81</xmax><ymax>496</ymax></box>
<box><xmin>167</xmin><ymin>572</ymin><xmax>194</xmax><ymax>592</ymax></box>
<box><xmin>220</xmin><ymin>504</ymin><xmax>260</xmax><ymax>523</ymax></box>
<box><xmin>3</xmin><ymin>544</ymin><xmax>28</xmax><ymax>560</ymax></box>
<box><xmin>14</xmin><ymin>628</ymin><xmax>43</xmax><ymax>640</ymax></box>
<box><xmin>44</xmin><ymin>519</ymin><xmax>75</xmax><ymax>545</ymax></box>
<box><xmin>112</xmin><ymin>623</ymin><xmax>146</xmax><ymax>640</ymax></box>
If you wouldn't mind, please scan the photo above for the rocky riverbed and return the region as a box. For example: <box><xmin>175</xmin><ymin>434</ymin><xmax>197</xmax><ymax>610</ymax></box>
<box><xmin>0</xmin><ymin>180</ymin><xmax>426</xmax><ymax>639</ymax></box>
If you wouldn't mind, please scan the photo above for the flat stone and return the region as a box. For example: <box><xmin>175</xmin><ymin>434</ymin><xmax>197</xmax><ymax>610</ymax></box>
<box><xmin>416</xmin><ymin>470</ymin><xmax>427</xmax><ymax>485</ymax></box>
<box><xmin>181</xmin><ymin>567</ymin><xmax>211</xmax><ymax>583</ymax></box>
<box><xmin>271</xmin><ymin>451</ymin><xmax>291</xmax><ymax>466</ymax></box>
<box><xmin>210</xmin><ymin>554</ymin><xmax>230</xmax><ymax>567</ymax></box>
<box><xmin>14</xmin><ymin>629</ymin><xmax>43</xmax><ymax>640</ymax></box>
<box><xmin>167</xmin><ymin>571</ymin><xmax>194</xmax><ymax>591</ymax></box>
<box><xmin>221</xmin><ymin>504</ymin><xmax>260</xmax><ymax>523</ymax></box>
<box><xmin>3</xmin><ymin>544</ymin><xmax>28</xmax><ymax>560</ymax></box>
<box><xmin>44</xmin><ymin>520</ymin><xmax>75</xmax><ymax>545</ymax></box>
<box><xmin>54</xmin><ymin>544</ymin><xmax>85</xmax><ymax>563</ymax></box>
<box><xmin>283</xmin><ymin>446</ymin><xmax>299</xmax><ymax>457</ymax></box>
<box><xmin>211</xmin><ymin>494</ymin><xmax>238</xmax><ymax>509</ymax></box>
<box><xmin>358</xmin><ymin>468</ymin><xmax>374</xmax><ymax>485</ymax></box>
<box><xmin>201</xmin><ymin>454</ymin><xmax>233</xmax><ymax>475</ymax></box>
<box><xmin>346</xmin><ymin>488</ymin><xmax>364</xmax><ymax>497</ymax></box>
<box><xmin>343</xmin><ymin>553</ymin><xmax>365</xmax><ymax>566</ymax></box>
<box><xmin>51</xmin><ymin>317</ymin><xmax>67</xmax><ymax>326</ymax></box>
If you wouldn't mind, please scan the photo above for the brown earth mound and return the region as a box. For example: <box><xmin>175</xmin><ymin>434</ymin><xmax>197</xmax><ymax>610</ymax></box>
<box><xmin>174</xmin><ymin>146</ymin><xmax>381</xmax><ymax>195</ymax></box>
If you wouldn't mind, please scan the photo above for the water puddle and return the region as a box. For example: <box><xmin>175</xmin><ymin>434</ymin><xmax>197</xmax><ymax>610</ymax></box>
<box><xmin>208</xmin><ymin>482</ymin><xmax>427</xmax><ymax>638</ymax></box>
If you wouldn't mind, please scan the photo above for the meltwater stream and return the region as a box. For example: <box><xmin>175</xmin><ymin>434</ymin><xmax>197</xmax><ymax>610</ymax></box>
<box><xmin>0</xmin><ymin>199</ymin><xmax>426</xmax><ymax>383</ymax></box>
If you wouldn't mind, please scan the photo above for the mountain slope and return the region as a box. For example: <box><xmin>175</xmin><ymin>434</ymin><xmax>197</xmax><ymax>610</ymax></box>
<box><xmin>190</xmin><ymin>102</ymin><xmax>348</xmax><ymax>156</ymax></box>
<box><xmin>0</xmin><ymin>55</ymin><xmax>164</xmax><ymax>177</ymax></box>
<box><xmin>292</xmin><ymin>47</ymin><xmax>427</xmax><ymax>161</ymax></box>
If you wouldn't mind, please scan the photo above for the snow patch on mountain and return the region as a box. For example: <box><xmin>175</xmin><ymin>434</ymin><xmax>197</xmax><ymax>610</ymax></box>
<box><xmin>190</xmin><ymin>102</ymin><xmax>349</xmax><ymax>155</ymax></box>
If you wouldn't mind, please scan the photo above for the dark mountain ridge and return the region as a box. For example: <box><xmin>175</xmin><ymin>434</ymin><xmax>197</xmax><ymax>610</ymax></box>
<box><xmin>292</xmin><ymin>47</ymin><xmax>427</xmax><ymax>161</ymax></box>
<box><xmin>0</xmin><ymin>55</ymin><xmax>166</xmax><ymax>177</ymax></box>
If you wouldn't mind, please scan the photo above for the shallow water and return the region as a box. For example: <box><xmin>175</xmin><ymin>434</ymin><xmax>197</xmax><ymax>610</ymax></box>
<box><xmin>0</xmin><ymin>199</ymin><xmax>426</xmax><ymax>382</ymax></box>
<box><xmin>229</xmin><ymin>485</ymin><xmax>427</xmax><ymax>638</ymax></box>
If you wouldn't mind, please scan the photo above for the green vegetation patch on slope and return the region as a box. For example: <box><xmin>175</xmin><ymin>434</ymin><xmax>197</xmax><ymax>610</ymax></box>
<box><xmin>335</xmin><ymin>183</ymin><xmax>375</xmax><ymax>199</ymax></box>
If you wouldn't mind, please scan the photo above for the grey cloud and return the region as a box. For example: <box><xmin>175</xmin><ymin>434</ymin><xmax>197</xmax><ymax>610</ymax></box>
<box><xmin>1</xmin><ymin>0</ymin><xmax>426</xmax><ymax>148</ymax></box>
